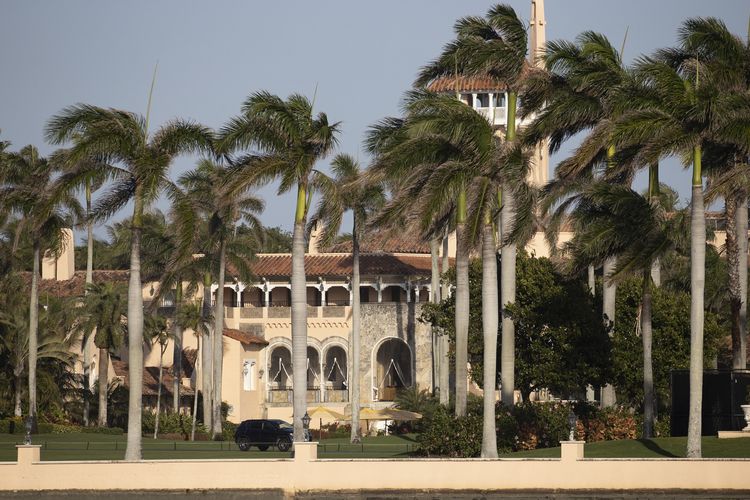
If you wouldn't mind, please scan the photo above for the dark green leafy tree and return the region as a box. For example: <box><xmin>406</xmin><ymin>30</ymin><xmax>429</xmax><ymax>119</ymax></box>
<box><xmin>421</xmin><ymin>252</ymin><xmax>612</xmax><ymax>403</ymax></box>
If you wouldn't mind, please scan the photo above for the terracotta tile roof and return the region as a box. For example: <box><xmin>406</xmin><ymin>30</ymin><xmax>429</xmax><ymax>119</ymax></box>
<box><xmin>325</xmin><ymin>231</ymin><xmax>430</xmax><ymax>254</ymax></box>
<box><xmin>112</xmin><ymin>359</ymin><xmax>195</xmax><ymax>397</ymax></box>
<box><xmin>223</xmin><ymin>328</ymin><xmax>268</xmax><ymax>346</ymax></box>
<box><xmin>23</xmin><ymin>270</ymin><xmax>130</xmax><ymax>297</ymax></box>
<box><xmin>427</xmin><ymin>75</ymin><xmax>507</xmax><ymax>93</ymax></box>
<box><xmin>249</xmin><ymin>253</ymin><xmax>435</xmax><ymax>279</ymax></box>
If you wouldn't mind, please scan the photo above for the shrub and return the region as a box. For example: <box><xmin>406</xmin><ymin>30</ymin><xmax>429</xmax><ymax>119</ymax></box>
<box><xmin>513</xmin><ymin>402</ymin><xmax>570</xmax><ymax>450</ymax></box>
<box><xmin>142</xmin><ymin>411</ymin><xmax>204</xmax><ymax>439</ymax></box>
<box><xmin>417</xmin><ymin>405</ymin><xmax>482</xmax><ymax>457</ymax></box>
<box><xmin>575</xmin><ymin>404</ymin><xmax>637</xmax><ymax>442</ymax></box>
<box><xmin>222</xmin><ymin>421</ymin><xmax>238</xmax><ymax>441</ymax></box>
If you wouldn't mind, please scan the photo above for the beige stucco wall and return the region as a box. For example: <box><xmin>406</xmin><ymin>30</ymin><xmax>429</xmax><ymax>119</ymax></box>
<box><xmin>4</xmin><ymin>442</ymin><xmax>750</xmax><ymax>493</ymax></box>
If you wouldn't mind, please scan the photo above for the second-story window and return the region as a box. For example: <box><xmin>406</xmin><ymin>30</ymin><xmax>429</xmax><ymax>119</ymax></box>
<box><xmin>493</xmin><ymin>93</ymin><xmax>506</xmax><ymax>108</ymax></box>
<box><xmin>476</xmin><ymin>93</ymin><xmax>490</xmax><ymax>108</ymax></box>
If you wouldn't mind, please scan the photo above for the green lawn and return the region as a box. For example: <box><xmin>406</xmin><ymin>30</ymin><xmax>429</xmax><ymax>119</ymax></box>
<box><xmin>500</xmin><ymin>436</ymin><xmax>750</xmax><ymax>459</ymax></box>
<box><xmin>1</xmin><ymin>432</ymin><xmax>747</xmax><ymax>461</ymax></box>
<box><xmin>0</xmin><ymin>432</ymin><xmax>418</xmax><ymax>461</ymax></box>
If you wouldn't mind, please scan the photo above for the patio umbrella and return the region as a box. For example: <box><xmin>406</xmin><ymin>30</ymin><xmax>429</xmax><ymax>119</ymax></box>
<box><xmin>307</xmin><ymin>406</ymin><xmax>348</xmax><ymax>439</ymax></box>
<box><xmin>382</xmin><ymin>408</ymin><xmax>422</xmax><ymax>421</ymax></box>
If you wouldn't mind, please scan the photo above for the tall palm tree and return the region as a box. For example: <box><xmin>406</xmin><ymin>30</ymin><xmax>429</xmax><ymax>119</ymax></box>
<box><xmin>78</xmin><ymin>282</ymin><xmax>126</xmax><ymax>427</ymax></box>
<box><xmin>178</xmin><ymin>158</ymin><xmax>265</xmax><ymax>439</ymax></box>
<box><xmin>175</xmin><ymin>301</ymin><xmax>211</xmax><ymax>441</ymax></box>
<box><xmin>219</xmin><ymin>92</ymin><xmax>340</xmax><ymax>441</ymax></box>
<box><xmin>522</xmin><ymin>30</ymin><xmax>635</xmax><ymax>407</ymax></box>
<box><xmin>0</xmin><ymin>145</ymin><xmax>81</xmax><ymax>428</ymax></box>
<box><xmin>368</xmin><ymin>90</ymin><xmax>533</xmax><ymax>456</ymax></box>
<box><xmin>416</xmin><ymin>3</ymin><xmax>534</xmax><ymax>408</ymax></box>
<box><xmin>307</xmin><ymin>153</ymin><xmax>385</xmax><ymax>444</ymax></box>
<box><xmin>144</xmin><ymin>313</ymin><xmax>170</xmax><ymax>438</ymax></box>
<box><xmin>562</xmin><ymin>182</ymin><xmax>679</xmax><ymax>437</ymax></box>
<box><xmin>610</xmin><ymin>43</ymin><xmax>737</xmax><ymax>457</ymax></box>
<box><xmin>680</xmin><ymin>17</ymin><xmax>750</xmax><ymax>370</ymax></box>
<box><xmin>45</xmin><ymin>105</ymin><xmax>213</xmax><ymax>459</ymax></box>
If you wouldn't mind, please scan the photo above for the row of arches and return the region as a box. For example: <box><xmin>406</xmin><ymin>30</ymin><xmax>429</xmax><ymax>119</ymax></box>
<box><xmin>219</xmin><ymin>284</ymin><xmax>432</xmax><ymax>308</ymax></box>
<box><xmin>266</xmin><ymin>338</ymin><xmax>412</xmax><ymax>403</ymax></box>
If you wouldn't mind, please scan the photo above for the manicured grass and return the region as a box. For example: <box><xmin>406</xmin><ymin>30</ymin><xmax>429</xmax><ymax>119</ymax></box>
<box><xmin>0</xmin><ymin>432</ymin><xmax>418</xmax><ymax>461</ymax></box>
<box><xmin>1</xmin><ymin>432</ymin><xmax>747</xmax><ymax>461</ymax></box>
<box><xmin>500</xmin><ymin>436</ymin><xmax>750</xmax><ymax>459</ymax></box>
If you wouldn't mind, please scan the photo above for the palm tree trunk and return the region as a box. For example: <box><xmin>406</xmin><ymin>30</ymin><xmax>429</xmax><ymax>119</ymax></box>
<box><xmin>429</xmin><ymin>238</ymin><xmax>440</xmax><ymax>398</ymax></box>
<box><xmin>291</xmin><ymin>183</ymin><xmax>308</xmax><ymax>441</ymax></box>
<box><xmin>201</xmin><ymin>273</ymin><xmax>213</xmax><ymax>432</ymax></box>
<box><xmin>454</xmin><ymin>191</ymin><xmax>469</xmax><ymax>417</ymax></box>
<box><xmin>14</xmin><ymin>371</ymin><xmax>22</xmax><ymax>417</ymax></box>
<box><xmin>125</xmin><ymin>190</ymin><xmax>145</xmax><ymax>461</ymax></box>
<box><xmin>481</xmin><ymin>222</ymin><xmax>499</xmax><ymax>458</ymax></box>
<box><xmin>587</xmin><ymin>266</ymin><xmax>595</xmax><ymax>296</ymax></box>
<box><xmin>726</xmin><ymin>196</ymin><xmax>743</xmax><ymax>370</ymax></box>
<box><xmin>191</xmin><ymin>334</ymin><xmax>200</xmax><ymax>441</ymax></box>
<box><xmin>500</xmin><ymin>186</ymin><xmax>517</xmax><ymax>406</ymax></box>
<box><xmin>212</xmin><ymin>236</ymin><xmax>227</xmax><ymax>439</ymax></box>
<box><xmin>440</xmin><ymin>234</ymin><xmax>451</xmax><ymax>406</ymax></box>
<box><xmin>601</xmin><ymin>257</ymin><xmax>618</xmax><ymax>407</ymax></box>
<box><xmin>737</xmin><ymin>191</ymin><xmax>748</xmax><ymax>369</ymax></box>
<box><xmin>350</xmin><ymin>217</ymin><xmax>361</xmax><ymax>444</ymax></box>
<box><xmin>98</xmin><ymin>347</ymin><xmax>108</xmax><ymax>426</ymax></box>
<box><xmin>641</xmin><ymin>271</ymin><xmax>655</xmax><ymax>438</ymax></box>
<box><xmin>83</xmin><ymin>181</ymin><xmax>94</xmax><ymax>427</ymax></box>
<box><xmin>28</xmin><ymin>241</ymin><xmax>40</xmax><ymax>429</ymax></box>
<box><xmin>649</xmin><ymin>162</ymin><xmax>661</xmax><ymax>287</ymax></box>
<box><xmin>172</xmin><ymin>281</ymin><xmax>183</xmax><ymax>413</ymax></box>
<box><xmin>687</xmin><ymin>146</ymin><xmax>705</xmax><ymax>458</ymax></box>
<box><xmin>154</xmin><ymin>347</ymin><xmax>164</xmax><ymax>439</ymax></box>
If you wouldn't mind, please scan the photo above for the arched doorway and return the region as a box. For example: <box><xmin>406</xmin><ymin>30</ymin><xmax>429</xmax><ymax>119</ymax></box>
<box><xmin>268</xmin><ymin>345</ymin><xmax>292</xmax><ymax>403</ymax></box>
<box><xmin>307</xmin><ymin>346</ymin><xmax>321</xmax><ymax>402</ymax></box>
<box><xmin>374</xmin><ymin>338</ymin><xmax>412</xmax><ymax>401</ymax></box>
<box><xmin>324</xmin><ymin>345</ymin><xmax>348</xmax><ymax>402</ymax></box>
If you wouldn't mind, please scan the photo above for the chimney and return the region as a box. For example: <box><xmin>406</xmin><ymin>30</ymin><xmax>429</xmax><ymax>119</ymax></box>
<box><xmin>41</xmin><ymin>228</ymin><xmax>75</xmax><ymax>281</ymax></box>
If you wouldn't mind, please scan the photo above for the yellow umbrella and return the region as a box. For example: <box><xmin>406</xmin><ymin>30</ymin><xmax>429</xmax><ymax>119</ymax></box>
<box><xmin>382</xmin><ymin>408</ymin><xmax>422</xmax><ymax>421</ymax></box>
<box><xmin>307</xmin><ymin>406</ymin><xmax>347</xmax><ymax>421</ymax></box>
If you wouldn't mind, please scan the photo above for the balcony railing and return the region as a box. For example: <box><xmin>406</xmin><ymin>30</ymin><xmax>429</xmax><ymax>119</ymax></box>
<box><xmin>324</xmin><ymin>389</ymin><xmax>349</xmax><ymax>403</ymax></box>
<box><xmin>268</xmin><ymin>388</ymin><xmax>293</xmax><ymax>403</ymax></box>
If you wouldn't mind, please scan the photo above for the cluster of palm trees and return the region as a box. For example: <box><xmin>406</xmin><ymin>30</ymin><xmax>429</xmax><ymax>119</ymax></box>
<box><xmin>364</xmin><ymin>5</ymin><xmax>749</xmax><ymax>460</ymax></box>
<box><xmin>1</xmin><ymin>2</ymin><xmax>747</xmax><ymax>463</ymax></box>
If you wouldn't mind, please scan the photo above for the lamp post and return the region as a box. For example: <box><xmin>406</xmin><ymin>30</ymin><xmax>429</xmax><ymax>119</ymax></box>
<box><xmin>24</xmin><ymin>417</ymin><xmax>32</xmax><ymax>445</ymax></box>
<box><xmin>302</xmin><ymin>411</ymin><xmax>311</xmax><ymax>441</ymax></box>
<box><xmin>567</xmin><ymin>409</ymin><xmax>577</xmax><ymax>441</ymax></box>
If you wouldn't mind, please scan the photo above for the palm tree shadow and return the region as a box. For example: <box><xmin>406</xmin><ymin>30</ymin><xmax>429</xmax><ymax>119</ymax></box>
<box><xmin>638</xmin><ymin>439</ymin><xmax>678</xmax><ymax>457</ymax></box>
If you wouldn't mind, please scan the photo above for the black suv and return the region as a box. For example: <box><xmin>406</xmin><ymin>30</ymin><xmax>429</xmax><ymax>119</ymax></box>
<box><xmin>234</xmin><ymin>419</ymin><xmax>297</xmax><ymax>452</ymax></box>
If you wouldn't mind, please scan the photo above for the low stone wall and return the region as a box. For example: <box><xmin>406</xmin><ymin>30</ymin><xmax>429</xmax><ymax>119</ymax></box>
<box><xmin>2</xmin><ymin>443</ymin><xmax>749</xmax><ymax>494</ymax></box>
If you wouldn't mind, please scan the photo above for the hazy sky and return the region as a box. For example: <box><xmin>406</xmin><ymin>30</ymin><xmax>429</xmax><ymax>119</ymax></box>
<box><xmin>1</xmin><ymin>0</ymin><xmax>748</xmax><ymax>241</ymax></box>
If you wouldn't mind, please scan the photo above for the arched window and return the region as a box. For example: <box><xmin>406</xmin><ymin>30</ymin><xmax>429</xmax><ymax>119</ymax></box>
<box><xmin>374</xmin><ymin>338</ymin><xmax>412</xmax><ymax>401</ymax></box>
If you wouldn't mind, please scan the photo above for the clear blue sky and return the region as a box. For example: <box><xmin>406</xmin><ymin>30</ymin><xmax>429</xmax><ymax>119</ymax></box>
<box><xmin>1</xmin><ymin>0</ymin><xmax>747</xmax><ymax>241</ymax></box>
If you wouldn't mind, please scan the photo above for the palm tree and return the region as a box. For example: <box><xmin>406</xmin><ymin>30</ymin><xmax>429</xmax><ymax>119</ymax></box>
<box><xmin>219</xmin><ymin>91</ymin><xmax>339</xmax><ymax>441</ymax></box>
<box><xmin>307</xmin><ymin>153</ymin><xmax>385</xmax><ymax>444</ymax></box>
<box><xmin>680</xmin><ymin>17</ymin><xmax>750</xmax><ymax>370</ymax></box>
<box><xmin>0</xmin><ymin>274</ymin><xmax>75</xmax><ymax>417</ymax></box>
<box><xmin>77</xmin><ymin>282</ymin><xmax>126</xmax><ymax>427</ymax></box>
<box><xmin>178</xmin><ymin>158</ymin><xmax>265</xmax><ymax>439</ymax></box>
<box><xmin>609</xmin><ymin>42</ymin><xmax>737</xmax><ymax>457</ymax></box>
<box><xmin>45</xmin><ymin>105</ymin><xmax>213</xmax><ymax>459</ymax></box>
<box><xmin>522</xmin><ymin>30</ymin><xmax>635</xmax><ymax>407</ymax></box>
<box><xmin>0</xmin><ymin>145</ymin><xmax>81</xmax><ymax>428</ymax></box>
<box><xmin>368</xmin><ymin>90</ymin><xmax>534</xmax><ymax>456</ymax></box>
<box><xmin>562</xmin><ymin>182</ymin><xmax>679</xmax><ymax>437</ymax></box>
<box><xmin>175</xmin><ymin>300</ymin><xmax>211</xmax><ymax>441</ymax></box>
<box><xmin>144</xmin><ymin>314</ymin><xmax>170</xmax><ymax>438</ymax></box>
<box><xmin>416</xmin><ymin>4</ymin><xmax>534</xmax><ymax>409</ymax></box>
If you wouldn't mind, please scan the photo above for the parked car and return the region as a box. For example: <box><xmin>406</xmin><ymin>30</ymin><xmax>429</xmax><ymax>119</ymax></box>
<box><xmin>234</xmin><ymin>419</ymin><xmax>308</xmax><ymax>452</ymax></box>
